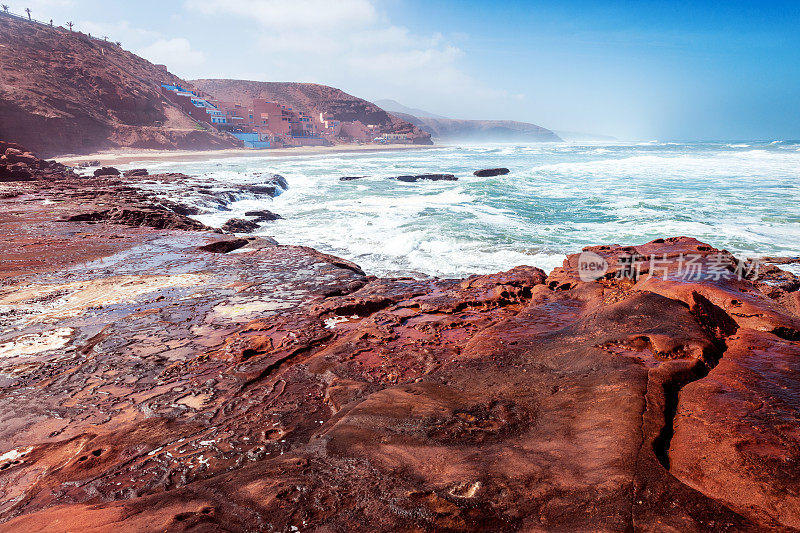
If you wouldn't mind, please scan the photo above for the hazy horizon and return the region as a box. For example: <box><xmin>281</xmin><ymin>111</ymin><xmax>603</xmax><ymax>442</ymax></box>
<box><xmin>9</xmin><ymin>0</ymin><xmax>800</xmax><ymax>141</ymax></box>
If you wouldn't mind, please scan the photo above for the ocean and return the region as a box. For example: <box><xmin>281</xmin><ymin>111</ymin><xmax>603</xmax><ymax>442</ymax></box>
<box><xmin>138</xmin><ymin>141</ymin><xmax>800</xmax><ymax>278</ymax></box>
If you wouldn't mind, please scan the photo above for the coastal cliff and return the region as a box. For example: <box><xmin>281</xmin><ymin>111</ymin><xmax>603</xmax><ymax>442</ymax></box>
<box><xmin>0</xmin><ymin>151</ymin><xmax>798</xmax><ymax>531</ymax></box>
<box><xmin>374</xmin><ymin>100</ymin><xmax>562</xmax><ymax>143</ymax></box>
<box><xmin>390</xmin><ymin>111</ymin><xmax>563</xmax><ymax>143</ymax></box>
<box><xmin>0</xmin><ymin>15</ymin><xmax>238</xmax><ymax>157</ymax></box>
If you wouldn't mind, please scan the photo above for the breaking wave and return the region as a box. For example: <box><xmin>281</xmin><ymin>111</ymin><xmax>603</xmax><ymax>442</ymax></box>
<box><xmin>130</xmin><ymin>141</ymin><xmax>800</xmax><ymax>278</ymax></box>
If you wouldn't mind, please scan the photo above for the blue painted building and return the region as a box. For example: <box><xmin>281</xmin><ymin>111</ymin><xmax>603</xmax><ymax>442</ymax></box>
<box><xmin>160</xmin><ymin>83</ymin><xmax>228</xmax><ymax>125</ymax></box>
<box><xmin>231</xmin><ymin>132</ymin><xmax>270</xmax><ymax>149</ymax></box>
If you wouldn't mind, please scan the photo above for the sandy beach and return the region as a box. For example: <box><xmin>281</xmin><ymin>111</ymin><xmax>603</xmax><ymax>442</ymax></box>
<box><xmin>56</xmin><ymin>143</ymin><xmax>443</xmax><ymax>167</ymax></box>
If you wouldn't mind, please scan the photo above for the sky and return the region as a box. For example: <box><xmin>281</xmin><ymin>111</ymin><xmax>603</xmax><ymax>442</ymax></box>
<box><xmin>9</xmin><ymin>0</ymin><xmax>800</xmax><ymax>140</ymax></box>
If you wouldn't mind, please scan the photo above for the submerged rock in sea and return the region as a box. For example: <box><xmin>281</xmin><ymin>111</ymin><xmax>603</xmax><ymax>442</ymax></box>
<box><xmin>0</xmin><ymin>168</ymin><xmax>798</xmax><ymax>531</ymax></box>
<box><xmin>340</xmin><ymin>176</ymin><xmax>367</xmax><ymax>181</ymax></box>
<box><xmin>244</xmin><ymin>209</ymin><xmax>283</xmax><ymax>222</ymax></box>
<box><xmin>474</xmin><ymin>167</ymin><xmax>510</xmax><ymax>177</ymax></box>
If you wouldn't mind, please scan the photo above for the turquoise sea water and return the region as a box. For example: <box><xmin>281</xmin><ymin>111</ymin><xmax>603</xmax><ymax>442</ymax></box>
<box><xmin>137</xmin><ymin>141</ymin><xmax>800</xmax><ymax>278</ymax></box>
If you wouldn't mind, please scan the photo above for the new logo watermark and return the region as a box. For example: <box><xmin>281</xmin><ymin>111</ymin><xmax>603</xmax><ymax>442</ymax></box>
<box><xmin>578</xmin><ymin>251</ymin><xmax>609</xmax><ymax>281</ymax></box>
<box><xmin>577</xmin><ymin>252</ymin><xmax>761</xmax><ymax>282</ymax></box>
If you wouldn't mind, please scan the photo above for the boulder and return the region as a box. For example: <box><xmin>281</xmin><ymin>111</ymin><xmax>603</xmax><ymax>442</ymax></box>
<box><xmin>94</xmin><ymin>166</ymin><xmax>120</xmax><ymax>177</ymax></box>
<box><xmin>66</xmin><ymin>207</ymin><xmax>211</xmax><ymax>231</ymax></box>
<box><xmin>250</xmin><ymin>173</ymin><xmax>288</xmax><ymax>190</ymax></box>
<box><xmin>198</xmin><ymin>238</ymin><xmax>250</xmax><ymax>254</ymax></box>
<box><xmin>243</xmin><ymin>185</ymin><xmax>278</xmax><ymax>196</ymax></box>
<box><xmin>221</xmin><ymin>218</ymin><xmax>260</xmax><ymax>233</ymax></box>
<box><xmin>4</xmin><ymin>148</ymin><xmax>38</xmax><ymax>166</ymax></box>
<box><xmin>474</xmin><ymin>168</ymin><xmax>510</xmax><ymax>177</ymax></box>
<box><xmin>0</xmin><ymin>141</ymin><xmax>27</xmax><ymax>154</ymax></box>
<box><xmin>123</xmin><ymin>168</ymin><xmax>148</xmax><ymax>177</ymax></box>
<box><xmin>244</xmin><ymin>210</ymin><xmax>283</xmax><ymax>222</ymax></box>
<box><xmin>272</xmin><ymin>174</ymin><xmax>289</xmax><ymax>190</ymax></box>
<box><xmin>153</xmin><ymin>198</ymin><xmax>201</xmax><ymax>216</ymax></box>
<box><xmin>0</xmin><ymin>162</ymin><xmax>34</xmax><ymax>182</ymax></box>
<box><xmin>0</xmin><ymin>141</ymin><xmax>75</xmax><ymax>180</ymax></box>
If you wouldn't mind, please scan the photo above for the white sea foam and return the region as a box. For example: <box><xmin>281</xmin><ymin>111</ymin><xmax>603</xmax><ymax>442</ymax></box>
<box><xmin>127</xmin><ymin>141</ymin><xmax>800</xmax><ymax>278</ymax></box>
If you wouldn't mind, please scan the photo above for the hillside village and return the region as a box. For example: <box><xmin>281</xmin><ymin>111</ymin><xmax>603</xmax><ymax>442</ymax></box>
<box><xmin>161</xmin><ymin>83</ymin><xmax>415</xmax><ymax>148</ymax></box>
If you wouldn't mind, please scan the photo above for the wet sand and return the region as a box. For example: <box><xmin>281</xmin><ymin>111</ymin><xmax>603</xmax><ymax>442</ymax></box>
<box><xmin>56</xmin><ymin>143</ymin><xmax>444</xmax><ymax>167</ymax></box>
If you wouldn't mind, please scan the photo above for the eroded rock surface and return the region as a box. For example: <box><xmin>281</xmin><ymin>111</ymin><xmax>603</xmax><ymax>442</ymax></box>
<box><xmin>0</xmin><ymin>171</ymin><xmax>797</xmax><ymax>532</ymax></box>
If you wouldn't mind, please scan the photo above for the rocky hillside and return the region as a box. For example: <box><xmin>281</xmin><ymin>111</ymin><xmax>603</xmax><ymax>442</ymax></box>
<box><xmin>192</xmin><ymin>79</ymin><xmax>433</xmax><ymax>144</ymax></box>
<box><xmin>0</xmin><ymin>14</ymin><xmax>238</xmax><ymax>157</ymax></box>
<box><xmin>392</xmin><ymin>111</ymin><xmax>562</xmax><ymax>142</ymax></box>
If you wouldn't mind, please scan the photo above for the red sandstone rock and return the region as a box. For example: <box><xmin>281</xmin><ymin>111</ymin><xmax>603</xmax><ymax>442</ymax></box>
<box><xmin>0</xmin><ymin>172</ymin><xmax>797</xmax><ymax>531</ymax></box>
<box><xmin>66</xmin><ymin>206</ymin><xmax>212</xmax><ymax>231</ymax></box>
<box><xmin>123</xmin><ymin>168</ymin><xmax>149</xmax><ymax>177</ymax></box>
<box><xmin>198</xmin><ymin>238</ymin><xmax>250</xmax><ymax>254</ymax></box>
<box><xmin>93</xmin><ymin>166</ymin><xmax>121</xmax><ymax>177</ymax></box>
<box><xmin>0</xmin><ymin>162</ymin><xmax>33</xmax><ymax>181</ymax></box>
<box><xmin>220</xmin><ymin>218</ymin><xmax>259</xmax><ymax>233</ymax></box>
<box><xmin>0</xmin><ymin>141</ymin><xmax>75</xmax><ymax>181</ymax></box>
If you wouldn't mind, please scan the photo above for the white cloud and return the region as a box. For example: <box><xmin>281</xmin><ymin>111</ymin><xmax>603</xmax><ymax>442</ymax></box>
<box><xmin>183</xmin><ymin>0</ymin><xmax>498</xmax><ymax>112</ymax></box>
<box><xmin>2</xmin><ymin>0</ymin><xmax>73</xmax><ymax>20</ymax></box>
<box><xmin>71</xmin><ymin>18</ymin><xmax>206</xmax><ymax>77</ymax></box>
<box><xmin>137</xmin><ymin>38</ymin><xmax>206</xmax><ymax>72</ymax></box>
<box><xmin>185</xmin><ymin>0</ymin><xmax>378</xmax><ymax>30</ymax></box>
<box><xmin>24</xmin><ymin>0</ymin><xmax>74</xmax><ymax>8</ymax></box>
<box><xmin>75</xmin><ymin>20</ymin><xmax>160</xmax><ymax>48</ymax></box>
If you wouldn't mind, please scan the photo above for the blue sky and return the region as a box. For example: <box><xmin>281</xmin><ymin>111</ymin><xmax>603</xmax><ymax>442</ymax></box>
<box><xmin>9</xmin><ymin>0</ymin><xmax>800</xmax><ymax>140</ymax></box>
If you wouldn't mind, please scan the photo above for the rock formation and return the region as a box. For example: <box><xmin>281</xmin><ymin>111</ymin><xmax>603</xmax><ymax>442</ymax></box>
<box><xmin>244</xmin><ymin>210</ymin><xmax>283</xmax><ymax>222</ymax></box>
<box><xmin>93</xmin><ymin>167</ymin><xmax>120</xmax><ymax>177</ymax></box>
<box><xmin>0</xmin><ymin>165</ymin><xmax>797</xmax><ymax>531</ymax></box>
<box><xmin>220</xmin><ymin>218</ymin><xmax>260</xmax><ymax>233</ymax></box>
<box><xmin>0</xmin><ymin>140</ymin><xmax>75</xmax><ymax>181</ymax></box>
<box><xmin>474</xmin><ymin>168</ymin><xmax>510</xmax><ymax>177</ymax></box>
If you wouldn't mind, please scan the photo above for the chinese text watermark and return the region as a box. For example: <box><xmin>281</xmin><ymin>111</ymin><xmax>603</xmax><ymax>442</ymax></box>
<box><xmin>578</xmin><ymin>251</ymin><xmax>760</xmax><ymax>282</ymax></box>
